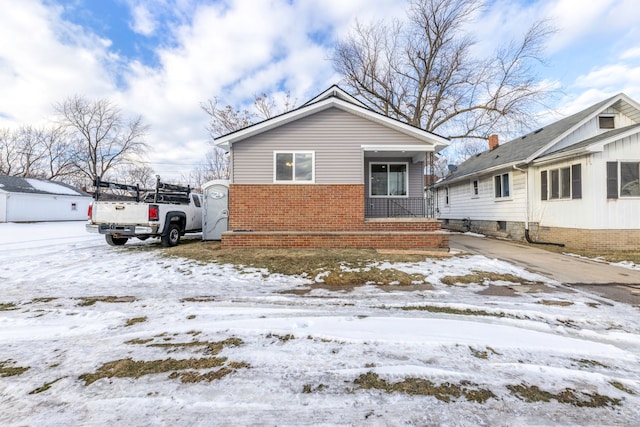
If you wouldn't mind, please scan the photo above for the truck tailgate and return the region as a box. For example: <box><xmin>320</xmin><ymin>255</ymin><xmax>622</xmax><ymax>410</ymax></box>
<box><xmin>92</xmin><ymin>202</ymin><xmax>151</xmax><ymax>224</ymax></box>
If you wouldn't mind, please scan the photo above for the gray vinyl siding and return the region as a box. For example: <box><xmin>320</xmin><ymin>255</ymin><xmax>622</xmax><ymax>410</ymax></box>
<box><xmin>232</xmin><ymin>107</ymin><xmax>427</xmax><ymax>184</ymax></box>
<box><xmin>364</xmin><ymin>157</ymin><xmax>424</xmax><ymax>198</ymax></box>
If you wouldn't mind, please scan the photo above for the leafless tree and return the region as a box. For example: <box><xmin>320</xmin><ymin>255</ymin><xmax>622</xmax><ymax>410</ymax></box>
<box><xmin>55</xmin><ymin>95</ymin><xmax>149</xmax><ymax>183</ymax></box>
<box><xmin>200</xmin><ymin>92</ymin><xmax>297</xmax><ymax>180</ymax></box>
<box><xmin>333</xmin><ymin>0</ymin><xmax>555</xmax><ymax>154</ymax></box>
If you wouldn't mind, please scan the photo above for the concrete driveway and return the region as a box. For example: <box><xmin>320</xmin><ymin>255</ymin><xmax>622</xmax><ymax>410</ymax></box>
<box><xmin>449</xmin><ymin>233</ymin><xmax>640</xmax><ymax>305</ymax></box>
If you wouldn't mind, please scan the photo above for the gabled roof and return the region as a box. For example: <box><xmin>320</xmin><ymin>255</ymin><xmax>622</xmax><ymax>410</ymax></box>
<box><xmin>0</xmin><ymin>175</ymin><xmax>88</xmax><ymax>197</ymax></box>
<box><xmin>439</xmin><ymin>93</ymin><xmax>640</xmax><ymax>184</ymax></box>
<box><xmin>215</xmin><ymin>85</ymin><xmax>450</xmax><ymax>151</ymax></box>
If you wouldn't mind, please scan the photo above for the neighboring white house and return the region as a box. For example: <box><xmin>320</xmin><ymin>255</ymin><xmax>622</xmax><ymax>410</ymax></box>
<box><xmin>434</xmin><ymin>93</ymin><xmax>640</xmax><ymax>251</ymax></box>
<box><xmin>0</xmin><ymin>175</ymin><xmax>92</xmax><ymax>222</ymax></box>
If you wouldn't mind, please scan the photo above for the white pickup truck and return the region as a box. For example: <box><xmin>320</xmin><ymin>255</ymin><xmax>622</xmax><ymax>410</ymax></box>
<box><xmin>86</xmin><ymin>178</ymin><xmax>202</xmax><ymax>247</ymax></box>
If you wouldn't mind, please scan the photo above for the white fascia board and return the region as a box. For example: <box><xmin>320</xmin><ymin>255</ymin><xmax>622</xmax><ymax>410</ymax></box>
<box><xmin>524</xmin><ymin>94</ymin><xmax>625</xmax><ymax>164</ymax></box>
<box><xmin>303</xmin><ymin>85</ymin><xmax>368</xmax><ymax>108</ymax></box>
<box><xmin>361</xmin><ymin>144</ymin><xmax>437</xmax><ymax>152</ymax></box>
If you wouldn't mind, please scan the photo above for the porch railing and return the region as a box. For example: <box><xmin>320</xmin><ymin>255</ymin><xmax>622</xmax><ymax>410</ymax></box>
<box><xmin>365</xmin><ymin>197</ymin><xmax>434</xmax><ymax>218</ymax></box>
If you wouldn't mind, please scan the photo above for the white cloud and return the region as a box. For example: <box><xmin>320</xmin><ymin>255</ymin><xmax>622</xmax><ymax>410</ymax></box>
<box><xmin>1</xmin><ymin>0</ymin><xmax>639</xmax><ymax>181</ymax></box>
<box><xmin>0</xmin><ymin>0</ymin><xmax>118</xmax><ymax>125</ymax></box>
<box><xmin>131</xmin><ymin>4</ymin><xmax>156</xmax><ymax>36</ymax></box>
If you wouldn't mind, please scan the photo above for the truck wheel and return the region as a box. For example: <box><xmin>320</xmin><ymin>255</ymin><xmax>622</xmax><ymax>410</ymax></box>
<box><xmin>161</xmin><ymin>223</ymin><xmax>181</xmax><ymax>247</ymax></box>
<box><xmin>106</xmin><ymin>235</ymin><xmax>128</xmax><ymax>246</ymax></box>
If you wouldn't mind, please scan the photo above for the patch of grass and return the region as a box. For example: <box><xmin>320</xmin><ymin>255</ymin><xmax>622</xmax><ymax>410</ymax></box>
<box><xmin>470</xmin><ymin>347</ymin><xmax>488</xmax><ymax>359</ymax></box>
<box><xmin>0</xmin><ymin>302</ymin><xmax>17</xmax><ymax>311</ymax></box>
<box><xmin>165</xmin><ymin>244</ymin><xmax>426</xmax><ymax>275</ymax></box>
<box><xmin>302</xmin><ymin>383</ymin><xmax>327</xmax><ymax>393</ymax></box>
<box><xmin>0</xmin><ymin>360</ymin><xmax>30</xmax><ymax>377</ymax></box>
<box><xmin>440</xmin><ymin>271</ymin><xmax>540</xmax><ymax>286</ymax></box>
<box><xmin>538</xmin><ymin>300</ymin><xmax>573</xmax><ymax>307</ymax></box>
<box><xmin>181</xmin><ymin>296</ymin><xmax>216</xmax><ymax>303</ymax></box>
<box><xmin>124</xmin><ymin>317</ymin><xmax>148</xmax><ymax>327</ymax></box>
<box><xmin>539</xmin><ymin>245</ymin><xmax>640</xmax><ymax>265</ymax></box>
<box><xmin>125</xmin><ymin>338</ymin><xmax>154</xmax><ymax>345</ymax></box>
<box><xmin>610</xmin><ymin>381</ymin><xmax>636</xmax><ymax>395</ymax></box>
<box><xmin>575</xmin><ymin>359</ymin><xmax>610</xmax><ymax>369</ymax></box>
<box><xmin>145</xmin><ymin>337</ymin><xmax>243</xmax><ymax>355</ymax></box>
<box><xmin>81</xmin><ymin>336</ymin><xmax>246</xmax><ymax>385</ymax></box>
<box><xmin>354</xmin><ymin>372</ymin><xmax>495</xmax><ymax>403</ymax></box>
<box><xmin>29</xmin><ymin>378</ymin><xmax>62</xmax><ymax>394</ymax></box>
<box><xmin>266</xmin><ymin>333</ymin><xmax>295</xmax><ymax>343</ymax></box>
<box><xmin>31</xmin><ymin>298</ymin><xmax>57</xmax><ymax>303</ymax></box>
<box><xmin>77</xmin><ymin>296</ymin><xmax>137</xmax><ymax>306</ymax></box>
<box><xmin>400</xmin><ymin>305</ymin><xmax>506</xmax><ymax>318</ymax></box>
<box><xmin>169</xmin><ymin>364</ymin><xmax>249</xmax><ymax>383</ymax></box>
<box><xmin>79</xmin><ymin>356</ymin><xmax>228</xmax><ymax>385</ymax></box>
<box><xmin>507</xmin><ymin>383</ymin><xmax>621</xmax><ymax>407</ymax></box>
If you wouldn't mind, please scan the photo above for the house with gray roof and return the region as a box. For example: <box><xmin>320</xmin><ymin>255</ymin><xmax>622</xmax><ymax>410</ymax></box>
<box><xmin>0</xmin><ymin>175</ymin><xmax>91</xmax><ymax>222</ymax></box>
<box><xmin>434</xmin><ymin>93</ymin><xmax>640</xmax><ymax>251</ymax></box>
<box><xmin>214</xmin><ymin>85</ymin><xmax>451</xmax><ymax>250</ymax></box>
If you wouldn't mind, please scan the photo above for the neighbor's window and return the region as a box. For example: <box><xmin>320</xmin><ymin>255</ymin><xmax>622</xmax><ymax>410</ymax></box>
<box><xmin>541</xmin><ymin>164</ymin><xmax>582</xmax><ymax>200</ymax></box>
<box><xmin>274</xmin><ymin>151</ymin><xmax>314</xmax><ymax>182</ymax></box>
<box><xmin>471</xmin><ymin>179</ymin><xmax>479</xmax><ymax>197</ymax></box>
<box><xmin>609</xmin><ymin>161</ymin><xmax>640</xmax><ymax>198</ymax></box>
<box><xmin>494</xmin><ymin>173</ymin><xmax>510</xmax><ymax>198</ymax></box>
<box><xmin>370</xmin><ymin>162</ymin><xmax>408</xmax><ymax>197</ymax></box>
<box><xmin>445</xmin><ymin>186</ymin><xmax>450</xmax><ymax>205</ymax></box>
<box><xmin>598</xmin><ymin>115</ymin><xmax>615</xmax><ymax>129</ymax></box>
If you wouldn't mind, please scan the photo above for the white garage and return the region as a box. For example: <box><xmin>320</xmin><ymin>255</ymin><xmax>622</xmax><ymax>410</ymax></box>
<box><xmin>0</xmin><ymin>175</ymin><xmax>92</xmax><ymax>222</ymax></box>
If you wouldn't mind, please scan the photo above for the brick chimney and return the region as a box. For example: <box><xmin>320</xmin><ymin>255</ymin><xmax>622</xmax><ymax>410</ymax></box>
<box><xmin>488</xmin><ymin>134</ymin><xmax>499</xmax><ymax>151</ymax></box>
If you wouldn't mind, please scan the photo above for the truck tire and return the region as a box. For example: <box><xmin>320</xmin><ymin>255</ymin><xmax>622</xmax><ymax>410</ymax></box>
<box><xmin>161</xmin><ymin>223</ymin><xmax>181</xmax><ymax>247</ymax></box>
<box><xmin>106</xmin><ymin>235</ymin><xmax>128</xmax><ymax>246</ymax></box>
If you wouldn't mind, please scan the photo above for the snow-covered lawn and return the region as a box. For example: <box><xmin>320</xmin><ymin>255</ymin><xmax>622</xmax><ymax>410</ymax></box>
<box><xmin>1</xmin><ymin>222</ymin><xmax>639</xmax><ymax>426</ymax></box>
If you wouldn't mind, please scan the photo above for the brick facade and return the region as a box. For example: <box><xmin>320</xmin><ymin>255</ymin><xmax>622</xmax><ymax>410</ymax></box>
<box><xmin>225</xmin><ymin>184</ymin><xmax>447</xmax><ymax>250</ymax></box>
<box><xmin>442</xmin><ymin>218</ymin><xmax>639</xmax><ymax>251</ymax></box>
<box><xmin>534</xmin><ymin>225</ymin><xmax>640</xmax><ymax>252</ymax></box>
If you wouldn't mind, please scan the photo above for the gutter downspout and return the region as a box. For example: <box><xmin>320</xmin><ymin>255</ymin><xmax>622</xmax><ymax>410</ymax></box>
<box><xmin>512</xmin><ymin>165</ymin><xmax>565</xmax><ymax>248</ymax></box>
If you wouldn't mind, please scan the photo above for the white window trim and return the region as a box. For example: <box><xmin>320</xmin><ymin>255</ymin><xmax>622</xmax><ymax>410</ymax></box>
<box><xmin>369</xmin><ymin>161</ymin><xmax>409</xmax><ymax>198</ymax></box>
<box><xmin>471</xmin><ymin>179</ymin><xmax>479</xmax><ymax>198</ymax></box>
<box><xmin>598</xmin><ymin>114</ymin><xmax>616</xmax><ymax>130</ymax></box>
<box><xmin>618</xmin><ymin>160</ymin><xmax>640</xmax><ymax>198</ymax></box>
<box><xmin>273</xmin><ymin>151</ymin><xmax>315</xmax><ymax>184</ymax></box>
<box><xmin>493</xmin><ymin>172</ymin><xmax>511</xmax><ymax>200</ymax></box>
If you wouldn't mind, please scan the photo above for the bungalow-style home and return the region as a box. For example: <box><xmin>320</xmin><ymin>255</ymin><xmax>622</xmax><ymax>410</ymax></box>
<box><xmin>0</xmin><ymin>175</ymin><xmax>92</xmax><ymax>222</ymax></box>
<box><xmin>214</xmin><ymin>85</ymin><xmax>451</xmax><ymax>249</ymax></box>
<box><xmin>434</xmin><ymin>93</ymin><xmax>640</xmax><ymax>251</ymax></box>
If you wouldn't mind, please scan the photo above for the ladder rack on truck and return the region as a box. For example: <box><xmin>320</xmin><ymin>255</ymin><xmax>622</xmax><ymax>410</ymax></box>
<box><xmin>93</xmin><ymin>176</ymin><xmax>192</xmax><ymax>204</ymax></box>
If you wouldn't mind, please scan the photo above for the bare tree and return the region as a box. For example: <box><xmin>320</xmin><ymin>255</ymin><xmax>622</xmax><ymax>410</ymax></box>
<box><xmin>56</xmin><ymin>95</ymin><xmax>149</xmax><ymax>183</ymax></box>
<box><xmin>333</xmin><ymin>0</ymin><xmax>554</xmax><ymax>151</ymax></box>
<box><xmin>200</xmin><ymin>92</ymin><xmax>297</xmax><ymax>180</ymax></box>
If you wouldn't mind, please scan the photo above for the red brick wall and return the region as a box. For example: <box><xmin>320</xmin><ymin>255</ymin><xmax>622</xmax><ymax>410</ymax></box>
<box><xmin>229</xmin><ymin>184</ymin><xmax>364</xmax><ymax>231</ymax></box>
<box><xmin>225</xmin><ymin>184</ymin><xmax>447</xmax><ymax>249</ymax></box>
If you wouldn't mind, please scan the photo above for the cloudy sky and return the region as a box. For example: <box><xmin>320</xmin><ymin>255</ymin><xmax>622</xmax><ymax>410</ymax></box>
<box><xmin>1</xmin><ymin>0</ymin><xmax>639</xmax><ymax>181</ymax></box>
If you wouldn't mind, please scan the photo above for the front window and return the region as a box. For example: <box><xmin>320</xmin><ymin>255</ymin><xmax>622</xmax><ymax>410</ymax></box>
<box><xmin>274</xmin><ymin>152</ymin><xmax>314</xmax><ymax>182</ymax></box>
<box><xmin>370</xmin><ymin>162</ymin><xmax>408</xmax><ymax>197</ymax></box>
<box><xmin>494</xmin><ymin>173</ymin><xmax>510</xmax><ymax>198</ymax></box>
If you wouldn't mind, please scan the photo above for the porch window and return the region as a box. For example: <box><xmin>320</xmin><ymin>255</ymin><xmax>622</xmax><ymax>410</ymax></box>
<box><xmin>370</xmin><ymin>162</ymin><xmax>408</xmax><ymax>197</ymax></box>
<box><xmin>494</xmin><ymin>173</ymin><xmax>510</xmax><ymax>198</ymax></box>
<box><xmin>274</xmin><ymin>151</ymin><xmax>314</xmax><ymax>183</ymax></box>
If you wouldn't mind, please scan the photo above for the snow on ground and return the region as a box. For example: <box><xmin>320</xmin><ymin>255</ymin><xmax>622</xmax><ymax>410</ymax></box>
<box><xmin>1</xmin><ymin>222</ymin><xmax>639</xmax><ymax>426</ymax></box>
